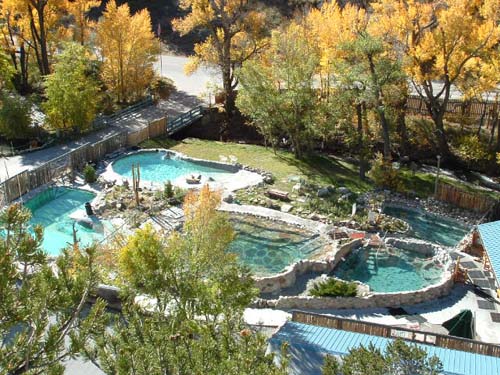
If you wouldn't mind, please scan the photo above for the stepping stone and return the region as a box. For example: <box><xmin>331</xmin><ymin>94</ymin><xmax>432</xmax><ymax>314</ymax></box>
<box><xmin>460</xmin><ymin>261</ymin><xmax>477</xmax><ymax>269</ymax></box>
<box><xmin>468</xmin><ymin>270</ymin><xmax>485</xmax><ymax>278</ymax></box>
<box><xmin>477</xmin><ymin>300</ymin><xmax>496</xmax><ymax>310</ymax></box>
<box><xmin>490</xmin><ymin>313</ymin><xmax>500</xmax><ymax>323</ymax></box>
<box><xmin>406</xmin><ymin>315</ymin><xmax>428</xmax><ymax>323</ymax></box>
<box><xmin>473</xmin><ymin>279</ymin><xmax>492</xmax><ymax>288</ymax></box>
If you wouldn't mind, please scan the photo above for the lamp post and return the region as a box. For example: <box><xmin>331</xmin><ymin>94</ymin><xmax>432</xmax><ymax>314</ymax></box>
<box><xmin>434</xmin><ymin>155</ymin><xmax>442</xmax><ymax>197</ymax></box>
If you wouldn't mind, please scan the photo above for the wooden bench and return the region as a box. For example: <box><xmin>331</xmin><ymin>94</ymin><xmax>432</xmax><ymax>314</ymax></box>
<box><xmin>266</xmin><ymin>189</ymin><xmax>290</xmax><ymax>201</ymax></box>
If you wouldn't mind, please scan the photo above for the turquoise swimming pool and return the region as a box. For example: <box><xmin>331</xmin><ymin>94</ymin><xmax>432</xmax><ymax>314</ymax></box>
<box><xmin>333</xmin><ymin>246</ymin><xmax>443</xmax><ymax>293</ymax></box>
<box><xmin>25</xmin><ymin>187</ymin><xmax>107</xmax><ymax>255</ymax></box>
<box><xmin>112</xmin><ymin>151</ymin><xmax>233</xmax><ymax>183</ymax></box>
<box><xmin>229</xmin><ymin>215</ymin><xmax>327</xmax><ymax>276</ymax></box>
<box><xmin>384</xmin><ymin>206</ymin><xmax>469</xmax><ymax>247</ymax></box>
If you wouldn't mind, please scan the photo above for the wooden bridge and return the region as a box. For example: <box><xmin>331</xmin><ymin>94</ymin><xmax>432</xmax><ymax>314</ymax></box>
<box><xmin>166</xmin><ymin>106</ymin><xmax>204</xmax><ymax>135</ymax></box>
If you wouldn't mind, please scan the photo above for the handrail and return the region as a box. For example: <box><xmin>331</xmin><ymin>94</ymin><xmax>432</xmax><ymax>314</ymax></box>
<box><xmin>166</xmin><ymin>106</ymin><xmax>204</xmax><ymax>135</ymax></box>
<box><xmin>291</xmin><ymin>310</ymin><xmax>500</xmax><ymax>358</ymax></box>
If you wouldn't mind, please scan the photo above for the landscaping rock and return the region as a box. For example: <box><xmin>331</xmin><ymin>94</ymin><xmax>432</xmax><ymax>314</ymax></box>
<box><xmin>223</xmin><ymin>194</ymin><xmax>234</xmax><ymax>203</ymax></box>
<box><xmin>317</xmin><ymin>187</ymin><xmax>331</xmax><ymax>198</ymax></box>
<box><xmin>292</xmin><ymin>183</ymin><xmax>303</xmax><ymax>194</ymax></box>
<box><xmin>281</xmin><ymin>204</ymin><xmax>293</xmax><ymax>213</ymax></box>
<box><xmin>337</xmin><ymin>186</ymin><xmax>351</xmax><ymax>195</ymax></box>
<box><xmin>263</xmin><ymin>174</ymin><xmax>274</xmax><ymax>184</ymax></box>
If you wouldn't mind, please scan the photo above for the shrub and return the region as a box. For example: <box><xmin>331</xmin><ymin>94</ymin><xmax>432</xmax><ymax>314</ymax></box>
<box><xmin>454</xmin><ymin>134</ymin><xmax>489</xmax><ymax>165</ymax></box>
<box><xmin>309</xmin><ymin>278</ymin><xmax>357</xmax><ymax>298</ymax></box>
<box><xmin>150</xmin><ymin>78</ymin><xmax>176</xmax><ymax>100</ymax></box>
<box><xmin>83</xmin><ymin>164</ymin><xmax>97</xmax><ymax>183</ymax></box>
<box><xmin>368</xmin><ymin>153</ymin><xmax>403</xmax><ymax>191</ymax></box>
<box><xmin>0</xmin><ymin>93</ymin><xmax>32</xmax><ymax>140</ymax></box>
<box><xmin>164</xmin><ymin>180</ymin><xmax>174</xmax><ymax>198</ymax></box>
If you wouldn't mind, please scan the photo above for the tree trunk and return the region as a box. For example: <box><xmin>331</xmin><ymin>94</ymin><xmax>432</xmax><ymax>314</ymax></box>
<box><xmin>422</xmin><ymin>80</ymin><xmax>451</xmax><ymax>158</ymax></box>
<box><xmin>356</xmin><ymin>103</ymin><xmax>366</xmax><ymax>179</ymax></box>
<box><xmin>219</xmin><ymin>34</ymin><xmax>234</xmax><ymax>140</ymax></box>
<box><xmin>36</xmin><ymin>1</ymin><xmax>50</xmax><ymax>76</ymax></box>
<box><xmin>367</xmin><ymin>53</ymin><xmax>391</xmax><ymax>160</ymax></box>
<box><xmin>396</xmin><ymin>96</ymin><xmax>410</xmax><ymax>157</ymax></box>
<box><xmin>432</xmin><ymin>111</ymin><xmax>451</xmax><ymax>157</ymax></box>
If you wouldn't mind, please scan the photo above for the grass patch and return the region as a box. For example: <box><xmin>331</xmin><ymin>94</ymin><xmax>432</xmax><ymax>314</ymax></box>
<box><xmin>149</xmin><ymin>137</ymin><xmax>372</xmax><ymax>193</ymax></box>
<box><xmin>139</xmin><ymin>136</ymin><xmax>500</xmax><ymax>203</ymax></box>
<box><xmin>309</xmin><ymin>278</ymin><xmax>358</xmax><ymax>298</ymax></box>
<box><xmin>399</xmin><ymin>168</ymin><xmax>500</xmax><ymax>200</ymax></box>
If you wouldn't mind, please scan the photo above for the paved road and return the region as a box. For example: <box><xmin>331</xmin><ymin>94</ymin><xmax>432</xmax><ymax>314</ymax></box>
<box><xmin>154</xmin><ymin>53</ymin><xmax>220</xmax><ymax>98</ymax></box>
<box><xmin>0</xmin><ymin>54</ymin><xmax>210</xmax><ymax>182</ymax></box>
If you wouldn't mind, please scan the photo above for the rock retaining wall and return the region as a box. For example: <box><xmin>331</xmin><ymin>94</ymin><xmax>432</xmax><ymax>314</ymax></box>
<box><xmin>254</xmin><ymin>239</ymin><xmax>362</xmax><ymax>294</ymax></box>
<box><xmin>385</xmin><ymin>237</ymin><xmax>440</xmax><ymax>256</ymax></box>
<box><xmin>261</xmin><ymin>273</ymin><xmax>454</xmax><ymax>310</ymax></box>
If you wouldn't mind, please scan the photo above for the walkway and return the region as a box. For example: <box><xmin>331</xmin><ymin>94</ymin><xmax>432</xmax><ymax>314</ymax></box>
<box><xmin>0</xmin><ymin>90</ymin><xmax>204</xmax><ymax>182</ymax></box>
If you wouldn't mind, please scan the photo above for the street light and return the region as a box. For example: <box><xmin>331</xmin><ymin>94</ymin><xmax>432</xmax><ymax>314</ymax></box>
<box><xmin>434</xmin><ymin>155</ymin><xmax>442</xmax><ymax>197</ymax></box>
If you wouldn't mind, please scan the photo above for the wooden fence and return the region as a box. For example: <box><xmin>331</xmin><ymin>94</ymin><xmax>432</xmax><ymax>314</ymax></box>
<box><xmin>407</xmin><ymin>95</ymin><xmax>499</xmax><ymax>120</ymax></box>
<box><xmin>292</xmin><ymin>311</ymin><xmax>500</xmax><ymax>358</ymax></box>
<box><xmin>0</xmin><ymin>117</ymin><xmax>168</xmax><ymax>205</ymax></box>
<box><xmin>436</xmin><ymin>183</ymin><xmax>497</xmax><ymax>213</ymax></box>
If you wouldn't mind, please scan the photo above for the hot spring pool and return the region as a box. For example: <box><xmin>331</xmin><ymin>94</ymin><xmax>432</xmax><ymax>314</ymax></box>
<box><xmin>24</xmin><ymin>187</ymin><xmax>108</xmax><ymax>255</ymax></box>
<box><xmin>111</xmin><ymin>151</ymin><xmax>234</xmax><ymax>184</ymax></box>
<box><xmin>384</xmin><ymin>206</ymin><xmax>469</xmax><ymax>247</ymax></box>
<box><xmin>229</xmin><ymin>215</ymin><xmax>327</xmax><ymax>276</ymax></box>
<box><xmin>333</xmin><ymin>246</ymin><xmax>444</xmax><ymax>293</ymax></box>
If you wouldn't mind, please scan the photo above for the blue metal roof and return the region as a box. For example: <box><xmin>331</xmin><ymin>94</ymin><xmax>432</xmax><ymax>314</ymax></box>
<box><xmin>478</xmin><ymin>221</ymin><xmax>500</xmax><ymax>284</ymax></box>
<box><xmin>269</xmin><ymin>322</ymin><xmax>500</xmax><ymax>375</ymax></box>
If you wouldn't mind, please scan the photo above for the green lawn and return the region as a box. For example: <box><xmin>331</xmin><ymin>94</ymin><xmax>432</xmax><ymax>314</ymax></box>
<box><xmin>141</xmin><ymin>137</ymin><xmax>372</xmax><ymax>193</ymax></box>
<box><xmin>140</xmin><ymin>137</ymin><xmax>500</xmax><ymax>201</ymax></box>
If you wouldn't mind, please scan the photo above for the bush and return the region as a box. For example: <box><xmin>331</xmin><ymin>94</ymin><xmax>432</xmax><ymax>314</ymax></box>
<box><xmin>164</xmin><ymin>180</ymin><xmax>174</xmax><ymax>198</ymax></box>
<box><xmin>309</xmin><ymin>278</ymin><xmax>357</xmax><ymax>298</ymax></box>
<box><xmin>150</xmin><ymin>78</ymin><xmax>175</xmax><ymax>100</ymax></box>
<box><xmin>83</xmin><ymin>164</ymin><xmax>97</xmax><ymax>183</ymax></box>
<box><xmin>0</xmin><ymin>93</ymin><xmax>32</xmax><ymax>140</ymax></box>
<box><xmin>454</xmin><ymin>134</ymin><xmax>489</xmax><ymax>165</ymax></box>
<box><xmin>368</xmin><ymin>153</ymin><xmax>403</xmax><ymax>191</ymax></box>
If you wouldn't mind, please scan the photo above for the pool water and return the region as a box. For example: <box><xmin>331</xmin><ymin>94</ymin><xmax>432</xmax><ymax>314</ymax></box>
<box><xmin>384</xmin><ymin>206</ymin><xmax>469</xmax><ymax>247</ymax></box>
<box><xmin>25</xmin><ymin>187</ymin><xmax>107</xmax><ymax>255</ymax></box>
<box><xmin>228</xmin><ymin>215</ymin><xmax>327</xmax><ymax>276</ymax></box>
<box><xmin>333</xmin><ymin>246</ymin><xmax>443</xmax><ymax>293</ymax></box>
<box><xmin>112</xmin><ymin>151</ymin><xmax>233</xmax><ymax>183</ymax></box>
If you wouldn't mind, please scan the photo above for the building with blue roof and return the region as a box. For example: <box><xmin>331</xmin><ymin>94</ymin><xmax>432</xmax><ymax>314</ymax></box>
<box><xmin>477</xmin><ymin>221</ymin><xmax>500</xmax><ymax>293</ymax></box>
<box><xmin>269</xmin><ymin>321</ymin><xmax>500</xmax><ymax>375</ymax></box>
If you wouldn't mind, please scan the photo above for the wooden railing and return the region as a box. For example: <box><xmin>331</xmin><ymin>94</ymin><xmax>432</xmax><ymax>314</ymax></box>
<box><xmin>407</xmin><ymin>95</ymin><xmax>499</xmax><ymax>120</ymax></box>
<box><xmin>166</xmin><ymin>106</ymin><xmax>204</xmax><ymax>135</ymax></box>
<box><xmin>292</xmin><ymin>311</ymin><xmax>500</xmax><ymax>358</ymax></box>
<box><xmin>0</xmin><ymin>115</ymin><xmax>168</xmax><ymax>205</ymax></box>
<box><xmin>436</xmin><ymin>183</ymin><xmax>498</xmax><ymax>213</ymax></box>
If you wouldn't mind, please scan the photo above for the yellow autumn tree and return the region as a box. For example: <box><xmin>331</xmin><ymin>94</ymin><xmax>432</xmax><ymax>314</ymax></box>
<box><xmin>96</xmin><ymin>0</ymin><xmax>157</xmax><ymax>104</ymax></box>
<box><xmin>308</xmin><ymin>2</ymin><xmax>367</xmax><ymax>92</ymax></box>
<box><xmin>65</xmin><ymin>0</ymin><xmax>100</xmax><ymax>46</ymax></box>
<box><xmin>372</xmin><ymin>0</ymin><xmax>500</xmax><ymax>157</ymax></box>
<box><xmin>1</xmin><ymin>0</ymin><xmax>67</xmax><ymax>77</ymax></box>
<box><xmin>172</xmin><ymin>0</ymin><xmax>268</xmax><ymax>123</ymax></box>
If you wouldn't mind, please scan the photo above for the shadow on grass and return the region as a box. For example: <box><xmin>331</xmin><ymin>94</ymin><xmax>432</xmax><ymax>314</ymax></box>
<box><xmin>139</xmin><ymin>136</ymin><xmax>180</xmax><ymax>149</ymax></box>
<box><xmin>276</xmin><ymin>152</ymin><xmax>371</xmax><ymax>192</ymax></box>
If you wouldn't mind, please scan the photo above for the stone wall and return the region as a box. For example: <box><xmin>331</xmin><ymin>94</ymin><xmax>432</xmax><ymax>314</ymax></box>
<box><xmin>254</xmin><ymin>239</ymin><xmax>362</xmax><ymax>294</ymax></box>
<box><xmin>385</xmin><ymin>237</ymin><xmax>441</xmax><ymax>256</ymax></box>
<box><xmin>264</xmin><ymin>274</ymin><xmax>454</xmax><ymax>310</ymax></box>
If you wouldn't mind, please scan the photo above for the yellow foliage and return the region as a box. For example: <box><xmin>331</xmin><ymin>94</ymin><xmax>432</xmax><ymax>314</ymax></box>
<box><xmin>172</xmin><ymin>0</ymin><xmax>268</xmax><ymax>108</ymax></box>
<box><xmin>371</xmin><ymin>0</ymin><xmax>500</xmax><ymax>93</ymax></box>
<box><xmin>307</xmin><ymin>2</ymin><xmax>368</xmax><ymax>71</ymax></box>
<box><xmin>96</xmin><ymin>0</ymin><xmax>158</xmax><ymax>103</ymax></box>
<box><xmin>65</xmin><ymin>0</ymin><xmax>100</xmax><ymax>45</ymax></box>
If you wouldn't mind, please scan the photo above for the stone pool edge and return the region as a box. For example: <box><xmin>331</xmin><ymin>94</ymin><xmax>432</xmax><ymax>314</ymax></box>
<box><xmin>101</xmin><ymin>149</ymin><xmax>264</xmax><ymax>192</ymax></box>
